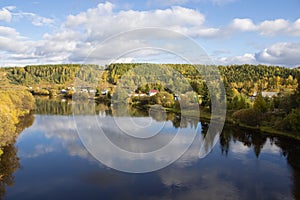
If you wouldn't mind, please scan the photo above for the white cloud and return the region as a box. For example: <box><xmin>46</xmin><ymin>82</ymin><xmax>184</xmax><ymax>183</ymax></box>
<box><xmin>62</xmin><ymin>2</ymin><xmax>219</xmax><ymax>64</ymax></box>
<box><xmin>255</xmin><ymin>42</ymin><xmax>300</xmax><ymax>66</ymax></box>
<box><xmin>13</xmin><ymin>11</ymin><xmax>55</xmax><ymax>26</ymax></box>
<box><xmin>0</xmin><ymin>26</ymin><xmax>32</xmax><ymax>54</ymax></box>
<box><xmin>215</xmin><ymin>41</ymin><xmax>300</xmax><ymax>67</ymax></box>
<box><xmin>230</xmin><ymin>18</ymin><xmax>257</xmax><ymax>31</ymax></box>
<box><xmin>229</xmin><ymin>18</ymin><xmax>300</xmax><ymax>36</ymax></box>
<box><xmin>217</xmin><ymin>53</ymin><xmax>257</xmax><ymax>65</ymax></box>
<box><xmin>0</xmin><ymin>7</ymin><xmax>12</xmax><ymax>22</ymax></box>
<box><xmin>0</xmin><ymin>26</ymin><xmax>19</xmax><ymax>36</ymax></box>
<box><xmin>35</xmin><ymin>31</ymin><xmax>80</xmax><ymax>56</ymax></box>
<box><xmin>187</xmin><ymin>27</ymin><xmax>221</xmax><ymax>37</ymax></box>
<box><xmin>288</xmin><ymin>18</ymin><xmax>300</xmax><ymax>36</ymax></box>
<box><xmin>258</xmin><ymin>19</ymin><xmax>289</xmax><ymax>36</ymax></box>
<box><xmin>65</xmin><ymin>2</ymin><xmax>208</xmax><ymax>39</ymax></box>
<box><xmin>113</xmin><ymin>57</ymin><xmax>134</xmax><ymax>63</ymax></box>
<box><xmin>0</xmin><ymin>6</ymin><xmax>58</xmax><ymax>66</ymax></box>
<box><xmin>0</xmin><ymin>5</ymin><xmax>55</xmax><ymax>26</ymax></box>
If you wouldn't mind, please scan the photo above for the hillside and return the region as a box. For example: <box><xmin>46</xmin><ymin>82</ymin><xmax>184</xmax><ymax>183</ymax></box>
<box><xmin>0</xmin><ymin>63</ymin><xmax>299</xmax><ymax>139</ymax></box>
<box><xmin>2</xmin><ymin>63</ymin><xmax>298</xmax><ymax>98</ymax></box>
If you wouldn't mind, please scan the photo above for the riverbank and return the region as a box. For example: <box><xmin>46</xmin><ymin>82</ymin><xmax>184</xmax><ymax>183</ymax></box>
<box><xmin>151</xmin><ymin>105</ymin><xmax>300</xmax><ymax>141</ymax></box>
<box><xmin>0</xmin><ymin>89</ymin><xmax>35</xmax><ymax>148</ymax></box>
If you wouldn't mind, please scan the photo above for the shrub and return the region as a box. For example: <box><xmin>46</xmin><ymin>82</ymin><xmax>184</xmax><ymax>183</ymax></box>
<box><xmin>232</xmin><ymin>108</ymin><xmax>262</xmax><ymax>126</ymax></box>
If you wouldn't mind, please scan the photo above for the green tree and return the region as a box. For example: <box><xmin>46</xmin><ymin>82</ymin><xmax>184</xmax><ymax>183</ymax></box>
<box><xmin>253</xmin><ymin>93</ymin><xmax>268</xmax><ymax>113</ymax></box>
<box><xmin>232</xmin><ymin>108</ymin><xmax>261</xmax><ymax>126</ymax></box>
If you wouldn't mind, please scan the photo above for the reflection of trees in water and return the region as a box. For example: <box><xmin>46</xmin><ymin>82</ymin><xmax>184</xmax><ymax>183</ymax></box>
<box><xmin>220</xmin><ymin>127</ymin><xmax>300</xmax><ymax>200</ymax></box>
<box><xmin>35</xmin><ymin>98</ymin><xmax>111</xmax><ymax>116</ymax></box>
<box><xmin>273</xmin><ymin>137</ymin><xmax>300</xmax><ymax>200</ymax></box>
<box><xmin>292</xmin><ymin>170</ymin><xmax>300</xmax><ymax>200</ymax></box>
<box><xmin>35</xmin><ymin>98</ymin><xmax>73</xmax><ymax>115</ymax></box>
<box><xmin>0</xmin><ymin>113</ymin><xmax>34</xmax><ymax>199</ymax></box>
<box><xmin>35</xmin><ymin>98</ymin><xmax>203</xmax><ymax>131</ymax></box>
<box><xmin>219</xmin><ymin>126</ymin><xmax>268</xmax><ymax>157</ymax></box>
<box><xmin>0</xmin><ymin>113</ymin><xmax>34</xmax><ymax>148</ymax></box>
<box><xmin>0</xmin><ymin>144</ymin><xmax>20</xmax><ymax>198</ymax></box>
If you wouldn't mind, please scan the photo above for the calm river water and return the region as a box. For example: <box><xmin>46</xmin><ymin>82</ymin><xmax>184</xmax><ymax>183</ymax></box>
<box><xmin>1</xmin><ymin>98</ymin><xmax>300</xmax><ymax>200</ymax></box>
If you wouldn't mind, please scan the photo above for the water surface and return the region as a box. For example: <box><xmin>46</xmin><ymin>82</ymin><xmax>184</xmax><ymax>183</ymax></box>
<box><xmin>1</xmin><ymin>99</ymin><xmax>300</xmax><ymax>200</ymax></box>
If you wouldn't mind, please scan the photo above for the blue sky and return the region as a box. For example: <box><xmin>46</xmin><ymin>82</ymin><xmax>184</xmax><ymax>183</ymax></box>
<box><xmin>0</xmin><ymin>0</ymin><xmax>299</xmax><ymax>67</ymax></box>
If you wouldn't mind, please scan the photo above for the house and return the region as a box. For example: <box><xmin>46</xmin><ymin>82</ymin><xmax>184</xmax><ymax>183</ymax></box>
<box><xmin>101</xmin><ymin>89</ymin><xmax>108</xmax><ymax>95</ymax></box>
<box><xmin>262</xmin><ymin>92</ymin><xmax>278</xmax><ymax>98</ymax></box>
<box><xmin>249</xmin><ymin>91</ymin><xmax>279</xmax><ymax>100</ymax></box>
<box><xmin>89</xmin><ymin>89</ymin><xmax>97</xmax><ymax>93</ymax></box>
<box><xmin>132</xmin><ymin>93</ymin><xmax>147</xmax><ymax>97</ymax></box>
<box><xmin>174</xmin><ymin>94</ymin><xmax>181</xmax><ymax>101</ymax></box>
<box><xmin>81</xmin><ymin>88</ymin><xmax>88</xmax><ymax>93</ymax></box>
<box><xmin>149</xmin><ymin>89</ymin><xmax>159</xmax><ymax>96</ymax></box>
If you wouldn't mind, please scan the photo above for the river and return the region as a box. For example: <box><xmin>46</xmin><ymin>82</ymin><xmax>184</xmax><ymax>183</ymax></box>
<box><xmin>1</xmin><ymin>98</ymin><xmax>300</xmax><ymax>200</ymax></box>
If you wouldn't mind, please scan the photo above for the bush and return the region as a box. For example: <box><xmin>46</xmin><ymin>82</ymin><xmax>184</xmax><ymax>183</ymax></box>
<box><xmin>232</xmin><ymin>108</ymin><xmax>262</xmax><ymax>126</ymax></box>
<box><xmin>151</xmin><ymin>91</ymin><xmax>175</xmax><ymax>108</ymax></box>
<box><xmin>32</xmin><ymin>88</ymin><xmax>50</xmax><ymax>95</ymax></box>
<box><xmin>285</xmin><ymin>108</ymin><xmax>300</xmax><ymax>134</ymax></box>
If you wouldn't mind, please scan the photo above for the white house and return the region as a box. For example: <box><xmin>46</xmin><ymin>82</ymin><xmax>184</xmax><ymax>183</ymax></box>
<box><xmin>101</xmin><ymin>89</ymin><xmax>108</xmax><ymax>95</ymax></box>
<box><xmin>262</xmin><ymin>92</ymin><xmax>278</xmax><ymax>98</ymax></box>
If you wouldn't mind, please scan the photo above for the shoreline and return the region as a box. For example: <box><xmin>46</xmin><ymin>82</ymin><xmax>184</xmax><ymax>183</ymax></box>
<box><xmin>31</xmin><ymin>95</ymin><xmax>300</xmax><ymax>141</ymax></box>
<box><xmin>153</xmin><ymin>105</ymin><xmax>300</xmax><ymax>141</ymax></box>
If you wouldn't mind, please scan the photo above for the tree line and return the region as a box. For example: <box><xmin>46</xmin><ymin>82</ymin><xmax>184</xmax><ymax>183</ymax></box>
<box><xmin>6</xmin><ymin>64</ymin><xmax>103</xmax><ymax>85</ymax></box>
<box><xmin>3</xmin><ymin>63</ymin><xmax>300</xmax><ymax>136</ymax></box>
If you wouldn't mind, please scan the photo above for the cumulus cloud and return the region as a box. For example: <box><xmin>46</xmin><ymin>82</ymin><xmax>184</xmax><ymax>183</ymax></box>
<box><xmin>0</xmin><ymin>7</ymin><xmax>12</xmax><ymax>22</ymax></box>
<box><xmin>255</xmin><ymin>42</ymin><xmax>300</xmax><ymax>66</ymax></box>
<box><xmin>0</xmin><ymin>25</ymin><xmax>42</xmax><ymax>66</ymax></box>
<box><xmin>230</xmin><ymin>18</ymin><xmax>257</xmax><ymax>31</ymax></box>
<box><xmin>215</xmin><ymin>41</ymin><xmax>300</xmax><ymax>67</ymax></box>
<box><xmin>229</xmin><ymin>17</ymin><xmax>300</xmax><ymax>36</ymax></box>
<box><xmin>65</xmin><ymin>2</ymin><xmax>209</xmax><ymax>39</ymax></box>
<box><xmin>217</xmin><ymin>53</ymin><xmax>257</xmax><ymax>65</ymax></box>
<box><xmin>0</xmin><ymin>26</ymin><xmax>32</xmax><ymax>53</ymax></box>
<box><xmin>0</xmin><ymin>26</ymin><xmax>19</xmax><ymax>36</ymax></box>
<box><xmin>259</xmin><ymin>19</ymin><xmax>289</xmax><ymax>36</ymax></box>
<box><xmin>34</xmin><ymin>31</ymin><xmax>80</xmax><ymax>60</ymax></box>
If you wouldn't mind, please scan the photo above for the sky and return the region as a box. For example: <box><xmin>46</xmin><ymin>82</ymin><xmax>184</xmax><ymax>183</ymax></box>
<box><xmin>0</xmin><ymin>0</ymin><xmax>299</xmax><ymax>67</ymax></box>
